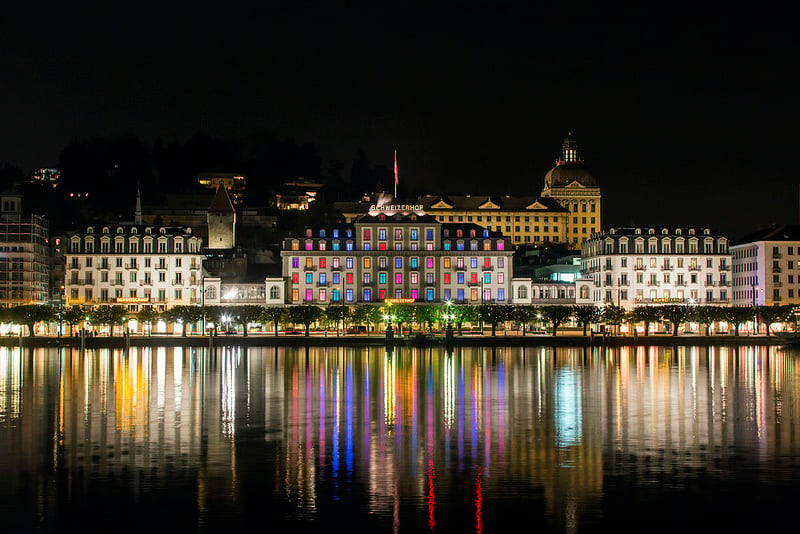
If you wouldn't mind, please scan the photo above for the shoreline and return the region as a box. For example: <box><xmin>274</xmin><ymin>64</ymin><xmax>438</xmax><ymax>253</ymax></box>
<box><xmin>0</xmin><ymin>333</ymin><xmax>791</xmax><ymax>349</ymax></box>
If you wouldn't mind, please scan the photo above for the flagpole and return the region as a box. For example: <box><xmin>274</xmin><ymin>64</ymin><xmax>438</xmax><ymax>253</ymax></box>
<box><xmin>394</xmin><ymin>149</ymin><xmax>398</xmax><ymax>199</ymax></box>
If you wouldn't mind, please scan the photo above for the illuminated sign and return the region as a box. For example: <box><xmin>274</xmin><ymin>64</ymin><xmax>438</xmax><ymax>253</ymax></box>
<box><xmin>369</xmin><ymin>204</ymin><xmax>424</xmax><ymax>212</ymax></box>
<box><xmin>384</xmin><ymin>298</ymin><xmax>415</xmax><ymax>304</ymax></box>
<box><xmin>116</xmin><ymin>297</ymin><xmax>150</xmax><ymax>303</ymax></box>
<box><xmin>637</xmin><ymin>297</ymin><xmax>684</xmax><ymax>303</ymax></box>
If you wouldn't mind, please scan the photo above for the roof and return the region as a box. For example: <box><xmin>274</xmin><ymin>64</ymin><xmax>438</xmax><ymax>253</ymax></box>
<box><xmin>356</xmin><ymin>213</ymin><xmax>439</xmax><ymax>224</ymax></box>
<box><xmin>208</xmin><ymin>186</ymin><xmax>235</xmax><ymax>214</ymax></box>
<box><xmin>420</xmin><ymin>195</ymin><xmax>569</xmax><ymax>212</ymax></box>
<box><xmin>543</xmin><ymin>162</ymin><xmax>598</xmax><ymax>189</ymax></box>
<box><xmin>730</xmin><ymin>224</ymin><xmax>800</xmax><ymax>246</ymax></box>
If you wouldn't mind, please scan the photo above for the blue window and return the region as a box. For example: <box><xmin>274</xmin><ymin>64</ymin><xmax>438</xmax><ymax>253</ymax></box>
<box><xmin>379</xmin><ymin>272</ymin><xmax>387</xmax><ymax>284</ymax></box>
<box><xmin>444</xmin><ymin>289</ymin><xmax>451</xmax><ymax>300</ymax></box>
<box><xmin>426</xmin><ymin>229</ymin><xmax>434</xmax><ymax>240</ymax></box>
<box><xmin>346</xmin><ymin>257</ymin><xmax>353</xmax><ymax>269</ymax></box>
<box><xmin>333</xmin><ymin>229</ymin><xmax>339</xmax><ymax>238</ymax></box>
<box><xmin>346</xmin><ymin>242</ymin><xmax>353</xmax><ymax>251</ymax></box>
<box><xmin>444</xmin><ymin>243</ymin><xmax>450</xmax><ymax>251</ymax></box>
<box><xmin>410</xmin><ymin>257</ymin><xmax>418</xmax><ymax>269</ymax></box>
<box><xmin>364</xmin><ymin>289</ymin><xmax>371</xmax><ymax>301</ymax></box>
<box><xmin>457</xmin><ymin>289</ymin><xmax>465</xmax><ymax>302</ymax></box>
<box><xmin>498</xmin><ymin>288</ymin><xmax>505</xmax><ymax>301</ymax></box>
<box><xmin>333</xmin><ymin>272</ymin><xmax>340</xmax><ymax>284</ymax></box>
<box><xmin>346</xmin><ymin>229</ymin><xmax>353</xmax><ymax>238</ymax></box>
<box><xmin>332</xmin><ymin>243</ymin><xmax>339</xmax><ymax>251</ymax></box>
<box><xmin>471</xmin><ymin>258</ymin><xmax>478</xmax><ymax>268</ymax></box>
<box><xmin>364</xmin><ymin>243</ymin><xmax>371</xmax><ymax>251</ymax></box>
<box><xmin>346</xmin><ymin>289</ymin><xmax>354</xmax><ymax>302</ymax></box>
<box><xmin>426</xmin><ymin>289</ymin><xmax>434</xmax><ymax>301</ymax></box>
<box><xmin>320</xmin><ymin>273</ymin><xmax>326</xmax><ymax>284</ymax></box>
<box><xmin>305</xmin><ymin>273</ymin><xmax>313</xmax><ymax>284</ymax></box>
<box><xmin>320</xmin><ymin>229</ymin><xmax>326</xmax><ymax>238</ymax></box>
<box><xmin>292</xmin><ymin>257</ymin><xmax>299</xmax><ymax>268</ymax></box>
<box><xmin>332</xmin><ymin>289</ymin><xmax>340</xmax><ymax>302</ymax></box>
<box><xmin>395</xmin><ymin>257</ymin><xmax>402</xmax><ymax>269</ymax></box>
<box><xmin>457</xmin><ymin>273</ymin><xmax>464</xmax><ymax>284</ymax></box>
<box><xmin>411</xmin><ymin>229</ymin><xmax>418</xmax><ymax>240</ymax></box>
<box><xmin>457</xmin><ymin>242</ymin><xmax>464</xmax><ymax>251</ymax></box>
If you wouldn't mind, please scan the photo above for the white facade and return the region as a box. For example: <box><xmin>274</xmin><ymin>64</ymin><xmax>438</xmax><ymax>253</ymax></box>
<box><xmin>511</xmin><ymin>278</ymin><xmax>576</xmax><ymax>304</ymax></box>
<box><xmin>202</xmin><ymin>276</ymin><xmax>285</xmax><ymax>306</ymax></box>
<box><xmin>65</xmin><ymin>225</ymin><xmax>204</xmax><ymax>311</ymax></box>
<box><xmin>731</xmin><ymin>225</ymin><xmax>800</xmax><ymax>306</ymax></box>
<box><xmin>579</xmin><ymin>227</ymin><xmax>732</xmax><ymax>308</ymax></box>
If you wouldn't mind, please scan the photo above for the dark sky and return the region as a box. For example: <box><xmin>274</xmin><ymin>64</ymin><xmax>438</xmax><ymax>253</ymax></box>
<box><xmin>1</xmin><ymin>2</ymin><xmax>797</xmax><ymax>239</ymax></box>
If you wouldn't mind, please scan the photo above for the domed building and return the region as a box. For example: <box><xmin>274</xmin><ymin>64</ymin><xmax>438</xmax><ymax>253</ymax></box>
<box><xmin>541</xmin><ymin>133</ymin><xmax>601</xmax><ymax>248</ymax></box>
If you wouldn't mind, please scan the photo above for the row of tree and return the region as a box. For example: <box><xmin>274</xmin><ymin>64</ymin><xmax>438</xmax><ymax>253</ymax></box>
<box><xmin>2</xmin><ymin>302</ymin><xmax>796</xmax><ymax>338</ymax></box>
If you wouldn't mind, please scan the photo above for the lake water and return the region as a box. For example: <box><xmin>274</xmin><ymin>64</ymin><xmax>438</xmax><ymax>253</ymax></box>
<box><xmin>2</xmin><ymin>344</ymin><xmax>800</xmax><ymax>533</ymax></box>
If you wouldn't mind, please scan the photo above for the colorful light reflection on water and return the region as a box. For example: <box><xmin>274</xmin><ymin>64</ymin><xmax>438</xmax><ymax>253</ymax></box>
<box><xmin>1</xmin><ymin>344</ymin><xmax>800</xmax><ymax>532</ymax></box>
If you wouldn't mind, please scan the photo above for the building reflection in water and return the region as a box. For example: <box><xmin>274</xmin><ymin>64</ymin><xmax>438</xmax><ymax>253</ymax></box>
<box><xmin>1</xmin><ymin>344</ymin><xmax>800</xmax><ymax>532</ymax></box>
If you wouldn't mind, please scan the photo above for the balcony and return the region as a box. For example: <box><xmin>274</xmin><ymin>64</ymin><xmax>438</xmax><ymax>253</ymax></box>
<box><xmin>125</xmin><ymin>263</ymin><xmax>138</xmax><ymax>270</ymax></box>
<box><xmin>303</xmin><ymin>265</ymin><xmax>317</xmax><ymax>271</ymax></box>
<box><xmin>155</xmin><ymin>264</ymin><xmax>168</xmax><ymax>270</ymax></box>
<box><xmin>773</xmin><ymin>266</ymin><xmax>782</xmax><ymax>273</ymax></box>
<box><xmin>773</xmin><ymin>252</ymin><xmax>783</xmax><ymax>259</ymax></box>
<box><xmin>689</xmin><ymin>266</ymin><xmax>701</xmax><ymax>271</ymax></box>
<box><xmin>634</xmin><ymin>265</ymin><xmax>645</xmax><ymax>271</ymax></box>
<box><xmin>647</xmin><ymin>281</ymin><xmax>659</xmax><ymax>287</ymax></box>
<box><xmin>482</xmin><ymin>265</ymin><xmax>494</xmax><ymax>271</ymax></box>
<box><xmin>317</xmin><ymin>281</ymin><xmax>331</xmax><ymax>287</ymax></box>
<box><xmin>661</xmin><ymin>265</ymin><xmax>673</xmax><ymax>271</ymax></box>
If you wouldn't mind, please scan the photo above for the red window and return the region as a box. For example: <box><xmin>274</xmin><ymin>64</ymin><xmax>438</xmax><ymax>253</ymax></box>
<box><xmin>444</xmin><ymin>273</ymin><xmax>451</xmax><ymax>284</ymax></box>
<box><xmin>346</xmin><ymin>273</ymin><xmax>353</xmax><ymax>284</ymax></box>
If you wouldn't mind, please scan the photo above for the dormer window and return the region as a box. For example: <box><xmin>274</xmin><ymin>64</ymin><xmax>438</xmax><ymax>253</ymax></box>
<box><xmin>306</xmin><ymin>228</ymin><xmax>313</xmax><ymax>238</ymax></box>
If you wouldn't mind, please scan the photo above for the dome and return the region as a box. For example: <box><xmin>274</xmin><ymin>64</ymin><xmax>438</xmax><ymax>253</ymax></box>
<box><xmin>544</xmin><ymin>163</ymin><xmax>597</xmax><ymax>188</ymax></box>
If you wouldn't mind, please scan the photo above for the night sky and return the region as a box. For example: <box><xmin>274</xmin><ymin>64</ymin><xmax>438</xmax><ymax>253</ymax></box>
<box><xmin>1</xmin><ymin>3</ymin><xmax>797</xmax><ymax>239</ymax></box>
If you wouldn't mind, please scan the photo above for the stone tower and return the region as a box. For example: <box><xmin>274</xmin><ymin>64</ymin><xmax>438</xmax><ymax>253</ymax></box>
<box><xmin>207</xmin><ymin>185</ymin><xmax>236</xmax><ymax>249</ymax></box>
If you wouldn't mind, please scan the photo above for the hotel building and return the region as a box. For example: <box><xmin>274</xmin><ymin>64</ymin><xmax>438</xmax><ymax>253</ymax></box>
<box><xmin>64</xmin><ymin>224</ymin><xmax>204</xmax><ymax>311</ymax></box>
<box><xmin>730</xmin><ymin>224</ymin><xmax>800</xmax><ymax>306</ymax></box>
<box><xmin>0</xmin><ymin>190</ymin><xmax>50</xmax><ymax>305</ymax></box>
<box><xmin>577</xmin><ymin>227</ymin><xmax>732</xmax><ymax>307</ymax></box>
<box><xmin>280</xmin><ymin>206</ymin><xmax>513</xmax><ymax>305</ymax></box>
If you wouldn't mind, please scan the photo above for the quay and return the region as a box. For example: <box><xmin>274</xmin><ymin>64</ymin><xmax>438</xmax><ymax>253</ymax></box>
<box><xmin>0</xmin><ymin>332</ymin><xmax>790</xmax><ymax>350</ymax></box>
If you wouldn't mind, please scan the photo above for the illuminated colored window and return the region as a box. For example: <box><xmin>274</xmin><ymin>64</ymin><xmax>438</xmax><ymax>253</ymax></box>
<box><xmin>395</xmin><ymin>257</ymin><xmax>402</xmax><ymax>268</ymax></box>
<box><xmin>426</xmin><ymin>257</ymin><xmax>434</xmax><ymax>268</ymax></box>
<box><xmin>320</xmin><ymin>273</ymin><xmax>326</xmax><ymax>284</ymax></box>
<box><xmin>332</xmin><ymin>272</ymin><xmax>340</xmax><ymax>284</ymax></box>
<box><xmin>471</xmin><ymin>258</ymin><xmax>478</xmax><ymax>268</ymax></box>
<box><xmin>444</xmin><ymin>258</ymin><xmax>451</xmax><ymax>268</ymax></box>
<box><xmin>498</xmin><ymin>288</ymin><xmax>505</xmax><ymax>301</ymax></box>
<box><xmin>379</xmin><ymin>229</ymin><xmax>387</xmax><ymax>240</ymax></box>
<box><xmin>444</xmin><ymin>289</ymin><xmax>451</xmax><ymax>300</ymax></box>
<box><xmin>364</xmin><ymin>257</ymin><xmax>371</xmax><ymax>268</ymax></box>
<box><xmin>292</xmin><ymin>257</ymin><xmax>299</xmax><ymax>268</ymax></box>
<box><xmin>426</xmin><ymin>229</ymin><xmax>434</xmax><ymax>240</ymax></box>
<box><xmin>346</xmin><ymin>289</ymin><xmax>353</xmax><ymax>302</ymax></box>
<box><xmin>332</xmin><ymin>289</ymin><xmax>340</xmax><ymax>302</ymax></box>
<box><xmin>379</xmin><ymin>289</ymin><xmax>386</xmax><ymax>299</ymax></box>
<box><xmin>457</xmin><ymin>273</ymin><xmax>464</xmax><ymax>284</ymax></box>
<box><xmin>471</xmin><ymin>273</ymin><xmax>478</xmax><ymax>284</ymax></box>
<box><xmin>411</xmin><ymin>272</ymin><xmax>418</xmax><ymax>284</ymax></box>
<box><xmin>319</xmin><ymin>258</ymin><xmax>326</xmax><ymax>268</ymax></box>
<box><xmin>346</xmin><ymin>273</ymin><xmax>353</xmax><ymax>284</ymax></box>
<box><xmin>306</xmin><ymin>273</ymin><xmax>313</xmax><ymax>284</ymax></box>
<box><xmin>379</xmin><ymin>272</ymin><xmax>387</xmax><ymax>284</ymax></box>
<box><xmin>395</xmin><ymin>273</ymin><xmax>402</xmax><ymax>284</ymax></box>
<box><xmin>305</xmin><ymin>289</ymin><xmax>313</xmax><ymax>301</ymax></box>
<box><xmin>426</xmin><ymin>289</ymin><xmax>434</xmax><ymax>301</ymax></box>
<box><xmin>305</xmin><ymin>242</ymin><xmax>313</xmax><ymax>251</ymax></box>
<box><xmin>411</xmin><ymin>289</ymin><xmax>418</xmax><ymax>299</ymax></box>
<box><xmin>364</xmin><ymin>289</ymin><xmax>371</xmax><ymax>301</ymax></box>
<box><xmin>364</xmin><ymin>229</ymin><xmax>370</xmax><ymax>240</ymax></box>
<box><xmin>292</xmin><ymin>289</ymin><xmax>299</xmax><ymax>301</ymax></box>
<box><xmin>444</xmin><ymin>273</ymin><xmax>451</xmax><ymax>284</ymax></box>
<box><xmin>411</xmin><ymin>229</ymin><xmax>418</xmax><ymax>240</ymax></box>
<box><xmin>484</xmin><ymin>258</ymin><xmax>491</xmax><ymax>268</ymax></box>
<box><xmin>411</xmin><ymin>257</ymin><xmax>418</xmax><ymax>269</ymax></box>
<box><xmin>346</xmin><ymin>257</ymin><xmax>353</xmax><ymax>269</ymax></box>
<box><xmin>484</xmin><ymin>272</ymin><xmax>491</xmax><ymax>284</ymax></box>
<box><xmin>292</xmin><ymin>273</ymin><xmax>299</xmax><ymax>284</ymax></box>
<box><xmin>457</xmin><ymin>289</ymin><xmax>464</xmax><ymax>301</ymax></box>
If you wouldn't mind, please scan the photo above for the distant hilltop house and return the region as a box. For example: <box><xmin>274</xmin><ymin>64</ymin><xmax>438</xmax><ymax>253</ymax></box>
<box><xmin>196</xmin><ymin>172</ymin><xmax>246</xmax><ymax>204</ymax></box>
<box><xmin>29</xmin><ymin>168</ymin><xmax>61</xmax><ymax>186</ymax></box>
<box><xmin>275</xmin><ymin>178</ymin><xmax>324</xmax><ymax>210</ymax></box>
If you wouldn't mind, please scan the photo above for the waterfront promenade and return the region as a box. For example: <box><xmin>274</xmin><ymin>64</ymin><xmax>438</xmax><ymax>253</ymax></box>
<box><xmin>0</xmin><ymin>331</ymin><xmax>789</xmax><ymax>349</ymax></box>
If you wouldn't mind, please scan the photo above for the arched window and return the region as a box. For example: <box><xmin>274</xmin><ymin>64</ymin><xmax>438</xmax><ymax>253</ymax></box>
<box><xmin>580</xmin><ymin>285</ymin><xmax>589</xmax><ymax>299</ymax></box>
<box><xmin>517</xmin><ymin>286</ymin><xmax>528</xmax><ymax>299</ymax></box>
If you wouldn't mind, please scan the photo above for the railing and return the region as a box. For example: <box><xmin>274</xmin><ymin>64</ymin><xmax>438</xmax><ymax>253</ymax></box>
<box><xmin>482</xmin><ymin>265</ymin><xmax>494</xmax><ymax>271</ymax></box>
<box><xmin>661</xmin><ymin>265</ymin><xmax>673</xmax><ymax>271</ymax></box>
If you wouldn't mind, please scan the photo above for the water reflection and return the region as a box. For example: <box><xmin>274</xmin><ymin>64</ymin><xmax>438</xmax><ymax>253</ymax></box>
<box><xmin>1</xmin><ymin>344</ymin><xmax>800</xmax><ymax>532</ymax></box>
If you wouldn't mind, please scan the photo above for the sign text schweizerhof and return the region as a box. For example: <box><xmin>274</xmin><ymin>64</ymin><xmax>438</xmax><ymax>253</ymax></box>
<box><xmin>368</xmin><ymin>204</ymin><xmax>424</xmax><ymax>212</ymax></box>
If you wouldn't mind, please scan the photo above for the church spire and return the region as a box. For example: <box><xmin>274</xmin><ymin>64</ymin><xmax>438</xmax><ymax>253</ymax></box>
<box><xmin>557</xmin><ymin>132</ymin><xmax>583</xmax><ymax>165</ymax></box>
<box><xmin>134</xmin><ymin>182</ymin><xmax>142</xmax><ymax>224</ymax></box>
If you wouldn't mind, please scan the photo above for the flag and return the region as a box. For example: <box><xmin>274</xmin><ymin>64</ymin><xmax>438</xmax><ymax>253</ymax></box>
<box><xmin>394</xmin><ymin>150</ymin><xmax>398</xmax><ymax>185</ymax></box>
